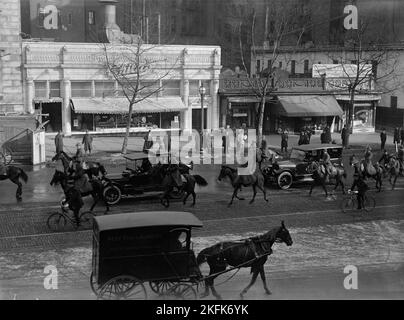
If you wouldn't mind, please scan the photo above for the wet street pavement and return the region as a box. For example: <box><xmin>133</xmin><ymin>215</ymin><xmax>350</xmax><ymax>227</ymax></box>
<box><xmin>0</xmin><ymin>135</ymin><xmax>404</xmax><ymax>299</ymax></box>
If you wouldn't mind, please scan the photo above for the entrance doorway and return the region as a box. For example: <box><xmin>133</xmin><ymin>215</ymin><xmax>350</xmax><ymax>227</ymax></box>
<box><xmin>35</xmin><ymin>102</ymin><xmax>62</xmax><ymax>132</ymax></box>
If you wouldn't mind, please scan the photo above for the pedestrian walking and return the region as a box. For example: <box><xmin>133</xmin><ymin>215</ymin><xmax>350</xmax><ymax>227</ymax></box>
<box><xmin>143</xmin><ymin>130</ymin><xmax>153</xmax><ymax>153</ymax></box>
<box><xmin>341</xmin><ymin>125</ymin><xmax>347</xmax><ymax>147</ymax></box>
<box><xmin>281</xmin><ymin>129</ymin><xmax>288</xmax><ymax>153</ymax></box>
<box><xmin>74</xmin><ymin>143</ymin><xmax>84</xmax><ymax>164</ymax></box>
<box><xmin>393</xmin><ymin>127</ymin><xmax>400</xmax><ymax>146</ymax></box>
<box><xmin>298</xmin><ymin>129</ymin><xmax>305</xmax><ymax>145</ymax></box>
<box><xmin>380</xmin><ymin>128</ymin><xmax>387</xmax><ymax>151</ymax></box>
<box><xmin>400</xmin><ymin>127</ymin><xmax>404</xmax><ymax>146</ymax></box>
<box><xmin>82</xmin><ymin>130</ymin><xmax>93</xmax><ymax>155</ymax></box>
<box><xmin>324</xmin><ymin>125</ymin><xmax>332</xmax><ymax>144</ymax></box>
<box><xmin>54</xmin><ymin>130</ymin><xmax>64</xmax><ymax>156</ymax></box>
<box><xmin>350</xmin><ymin>174</ymin><xmax>369</xmax><ymax>210</ymax></box>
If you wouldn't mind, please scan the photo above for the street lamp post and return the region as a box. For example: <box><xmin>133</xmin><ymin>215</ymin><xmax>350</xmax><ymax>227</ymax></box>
<box><xmin>199</xmin><ymin>84</ymin><xmax>206</xmax><ymax>152</ymax></box>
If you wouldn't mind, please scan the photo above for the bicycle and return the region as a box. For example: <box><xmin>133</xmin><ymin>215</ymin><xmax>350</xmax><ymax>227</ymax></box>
<box><xmin>340</xmin><ymin>189</ymin><xmax>376</xmax><ymax>214</ymax></box>
<box><xmin>47</xmin><ymin>201</ymin><xmax>95</xmax><ymax>232</ymax></box>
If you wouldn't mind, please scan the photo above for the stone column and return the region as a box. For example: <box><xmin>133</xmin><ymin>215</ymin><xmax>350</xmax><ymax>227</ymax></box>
<box><xmin>25</xmin><ymin>78</ymin><xmax>35</xmax><ymax>114</ymax></box>
<box><xmin>210</xmin><ymin>79</ymin><xmax>220</xmax><ymax>130</ymax></box>
<box><xmin>181</xmin><ymin>79</ymin><xmax>191</xmax><ymax>131</ymax></box>
<box><xmin>62</xmin><ymin>79</ymin><xmax>72</xmax><ymax>135</ymax></box>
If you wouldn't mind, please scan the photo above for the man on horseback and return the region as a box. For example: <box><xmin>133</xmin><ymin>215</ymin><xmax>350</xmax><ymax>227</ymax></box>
<box><xmin>397</xmin><ymin>144</ymin><xmax>404</xmax><ymax>175</ymax></box>
<box><xmin>321</xmin><ymin>150</ymin><xmax>333</xmax><ymax>182</ymax></box>
<box><xmin>363</xmin><ymin>145</ymin><xmax>375</xmax><ymax>177</ymax></box>
<box><xmin>71</xmin><ymin>161</ymin><xmax>93</xmax><ymax>194</ymax></box>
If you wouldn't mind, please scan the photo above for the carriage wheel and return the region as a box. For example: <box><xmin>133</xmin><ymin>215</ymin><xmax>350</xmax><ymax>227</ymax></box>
<box><xmin>103</xmin><ymin>185</ymin><xmax>122</xmax><ymax>205</ymax></box>
<box><xmin>97</xmin><ymin>275</ymin><xmax>147</xmax><ymax>300</ymax></box>
<box><xmin>47</xmin><ymin>212</ymin><xmax>67</xmax><ymax>232</ymax></box>
<box><xmin>165</xmin><ymin>283</ymin><xmax>197</xmax><ymax>300</ymax></box>
<box><xmin>341</xmin><ymin>197</ymin><xmax>356</xmax><ymax>214</ymax></box>
<box><xmin>79</xmin><ymin>211</ymin><xmax>95</xmax><ymax>230</ymax></box>
<box><xmin>169</xmin><ymin>188</ymin><xmax>185</xmax><ymax>199</ymax></box>
<box><xmin>90</xmin><ymin>272</ymin><xmax>101</xmax><ymax>295</ymax></box>
<box><xmin>149</xmin><ymin>281</ymin><xmax>175</xmax><ymax>295</ymax></box>
<box><xmin>277</xmin><ymin>171</ymin><xmax>293</xmax><ymax>190</ymax></box>
<box><xmin>363</xmin><ymin>195</ymin><xmax>376</xmax><ymax>212</ymax></box>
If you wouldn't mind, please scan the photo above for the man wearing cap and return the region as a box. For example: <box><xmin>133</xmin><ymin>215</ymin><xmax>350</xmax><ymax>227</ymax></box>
<box><xmin>74</xmin><ymin>142</ymin><xmax>84</xmax><ymax>164</ymax></box>
<box><xmin>82</xmin><ymin>130</ymin><xmax>93</xmax><ymax>155</ymax></box>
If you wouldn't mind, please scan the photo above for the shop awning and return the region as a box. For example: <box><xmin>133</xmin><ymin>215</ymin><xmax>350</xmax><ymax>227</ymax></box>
<box><xmin>71</xmin><ymin>97</ymin><xmax>186</xmax><ymax>114</ymax></box>
<box><xmin>334</xmin><ymin>94</ymin><xmax>381</xmax><ymax>102</ymax></box>
<box><xmin>274</xmin><ymin>95</ymin><xmax>343</xmax><ymax>117</ymax></box>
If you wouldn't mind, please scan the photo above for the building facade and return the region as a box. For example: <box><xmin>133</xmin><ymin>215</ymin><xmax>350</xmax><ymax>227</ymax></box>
<box><xmin>23</xmin><ymin>42</ymin><xmax>221</xmax><ymax>135</ymax></box>
<box><xmin>0</xmin><ymin>0</ymin><xmax>24</xmax><ymax>114</ymax></box>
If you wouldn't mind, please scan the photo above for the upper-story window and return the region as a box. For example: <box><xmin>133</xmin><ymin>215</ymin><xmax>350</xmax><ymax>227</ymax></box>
<box><xmin>291</xmin><ymin>60</ymin><xmax>296</xmax><ymax>74</ymax></box>
<box><xmin>49</xmin><ymin>81</ymin><xmax>60</xmax><ymax>98</ymax></box>
<box><xmin>68</xmin><ymin>13</ymin><xmax>73</xmax><ymax>26</ymax></box>
<box><xmin>95</xmin><ymin>81</ymin><xmax>115</xmax><ymax>97</ymax></box>
<box><xmin>34</xmin><ymin>81</ymin><xmax>47</xmax><ymax>98</ymax></box>
<box><xmin>162</xmin><ymin>80</ymin><xmax>180</xmax><ymax>96</ymax></box>
<box><xmin>256</xmin><ymin>60</ymin><xmax>261</xmax><ymax>74</ymax></box>
<box><xmin>88</xmin><ymin>11</ymin><xmax>95</xmax><ymax>25</ymax></box>
<box><xmin>71</xmin><ymin>81</ymin><xmax>92</xmax><ymax>97</ymax></box>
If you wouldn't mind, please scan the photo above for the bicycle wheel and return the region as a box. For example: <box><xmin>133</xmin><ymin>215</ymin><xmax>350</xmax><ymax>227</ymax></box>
<box><xmin>79</xmin><ymin>211</ymin><xmax>95</xmax><ymax>229</ymax></box>
<box><xmin>363</xmin><ymin>195</ymin><xmax>376</xmax><ymax>212</ymax></box>
<box><xmin>47</xmin><ymin>212</ymin><xmax>67</xmax><ymax>231</ymax></box>
<box><xmin>341</xmin><ymin>197</ymin><xmax>356</xmax><ymax>214</ymax></box>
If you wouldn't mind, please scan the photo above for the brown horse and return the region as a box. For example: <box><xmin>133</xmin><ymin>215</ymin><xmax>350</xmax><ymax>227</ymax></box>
<box><xmin>217</xmin><ymin>165</ymin><xmax>268</xmax><ymax>206</ymax></box>
<box><xmin>197</xmin><ymin>221</ymin><xmax>293</xmax><ymax>299</ymax></box>
<box><xmin>349</xmin><ymin>155</ymin><xmax>383</xmax><ymax>191</ymax></box>
<box><xmin>307</xmin><ymin>161</ymin><xmax>347</xmax><ymax>197</ymax></box>
<box><xmin>386</xmin><ymin>156</ymin><xmax>401</xmax><ymax>190</ymax></box>
<box><xmin>0</xmin><ymin>166</ymin><xmax>28</xmax><ymax>200</ymax></box>
<box><xmin>160</xmin><ymin>164</ymin><xmax>208</xmax><ymax>208</ymax></box>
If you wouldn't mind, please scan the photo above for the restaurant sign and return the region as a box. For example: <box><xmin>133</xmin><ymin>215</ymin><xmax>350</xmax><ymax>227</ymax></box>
<box><xmin>219</xmin><ymin>77</ymin><xmax>324</xmax><ymax>93</ymax></box>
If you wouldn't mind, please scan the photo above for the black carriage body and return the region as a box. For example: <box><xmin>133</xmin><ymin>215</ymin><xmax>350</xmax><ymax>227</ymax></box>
<box><xmin>262</xmin><ymin>144</ymin><xmax>344</xmax><ymax>188</ymax></box>
<box><xmin>92</xmin><ymin>211</ymin><xmax>203</xmax><ymax>286</ymax></box>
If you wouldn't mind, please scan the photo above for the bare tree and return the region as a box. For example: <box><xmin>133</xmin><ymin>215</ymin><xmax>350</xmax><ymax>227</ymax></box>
<box><xmin>101</xmin><ymin>40</ymin><xmax>180</xmax><ymax>153</ymax></box>
<box><xmin>324</xmin><ymin>21</ymin><xmax>402</xmax><ymax>147</ymax></box>
<box><xmin>238</xmin><ymin>0</ymin><xmax>308</xmax><ymax>146</ymax></box>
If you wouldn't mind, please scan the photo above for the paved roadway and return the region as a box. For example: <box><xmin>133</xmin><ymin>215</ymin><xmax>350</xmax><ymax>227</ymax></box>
<box><xmin>0</xmin><ymin>146</ymin><xmax>404</xmax><ymax>299</ymax></box>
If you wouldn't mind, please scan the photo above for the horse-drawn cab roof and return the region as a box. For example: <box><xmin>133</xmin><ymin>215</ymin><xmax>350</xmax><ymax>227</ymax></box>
<box><xmin>292</xmin><ymin>144</ymin><xmax>342</xmax><ymax>151</ymax></box>
<box><xmin>94</xmin><ymin>211</ymin><xmax>203</xmax><ymax>232</ymax></box>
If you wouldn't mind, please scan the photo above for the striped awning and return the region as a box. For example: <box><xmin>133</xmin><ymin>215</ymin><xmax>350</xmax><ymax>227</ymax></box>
<box><xmin>71</xmin><ymin>97</ymin><xmax>186</xmax><ymax>114</ymax></box>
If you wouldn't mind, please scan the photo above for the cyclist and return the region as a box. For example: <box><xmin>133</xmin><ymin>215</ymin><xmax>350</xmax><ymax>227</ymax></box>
<box><xmin>63</xmin><ymin>187</ymin><xmax>84</xmax><ymax>226</ymax></box>
<box><xmin>350</xmin><ymin>173</ymin><xmax>369</xmax><ymax>210</ymax></box>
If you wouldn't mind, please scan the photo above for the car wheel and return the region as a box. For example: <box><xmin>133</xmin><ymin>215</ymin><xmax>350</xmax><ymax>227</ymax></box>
<box><xmin>277</xmin><ymin>171</ymin><xmax>293</xmax><ymax>190</ymax></box>
<box><xmin>103</xmin><ymin>185</ymin><xmax>122</xmax><ymax>205</ymax></box>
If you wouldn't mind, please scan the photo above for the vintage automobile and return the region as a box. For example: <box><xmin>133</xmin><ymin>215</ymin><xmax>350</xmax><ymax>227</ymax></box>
<box><xmin>102</xmin><ymin>152</ymin><xmax>191</xmax><ymax>205</ymax></box>
<box><xmin>262</xmin><ymin>143</ymin><xmax>344</xmax><ymax>190</ymax></box>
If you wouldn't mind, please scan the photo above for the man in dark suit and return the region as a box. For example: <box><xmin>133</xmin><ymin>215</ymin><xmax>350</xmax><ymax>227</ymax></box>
<box><xmin>380</xmin><ymin>128</ymin><xmax>387</xmax><ymax>151</ymax></box>
<box><xmin>54</xmin><ymin>130</ymin><xmax>64</xmax><ymax>156</ymax></box>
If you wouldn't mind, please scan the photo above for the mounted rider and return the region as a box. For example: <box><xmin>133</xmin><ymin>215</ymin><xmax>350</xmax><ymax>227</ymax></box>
<box><xmin>398</xmin><ymin>144</ymin><xmax>404</xmax><ymax>174</ymax></box>
<box><xmin>70</xmin><ymin>160</ymin><xmax>93</xmax><ymax>194</ymax></box>
<box><xmin>321</xmin><ymin>149</ymin><xmax>333</xmax><ymax>182</ymax></box>
<box><xmin>363</xmin><ymin>145</ymin><xmax>376</xmax><ymax>177</ymax></box>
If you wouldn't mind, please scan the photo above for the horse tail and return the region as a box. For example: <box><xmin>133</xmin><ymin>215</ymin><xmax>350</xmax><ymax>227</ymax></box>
<box><xmin>193</xmin><ymin>175</ymin><xmax>208</xmax><ymax>186</ymax></box>
<box><xmin>19</xmin><ymin>169</ymin><xmax>28</xmax><ymax>183</ymax></box>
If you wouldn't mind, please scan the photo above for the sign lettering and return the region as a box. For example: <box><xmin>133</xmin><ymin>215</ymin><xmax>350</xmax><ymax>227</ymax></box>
<box><xmin>43</xmin><ymin>5</ymin><xmax>58</xmax><ymax>30</ymax></box>
<box><xmin>344</xmin><ymin>5</ymin><xmax>358</xmax><ymax>30</ymax></box>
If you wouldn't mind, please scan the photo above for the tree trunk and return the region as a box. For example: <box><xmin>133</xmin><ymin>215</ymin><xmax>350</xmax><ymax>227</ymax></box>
<box><xmin>122</xmin><ymin>102</ymin><xmax>134</xmax><ymax>154</ymax></box>
<box><xmin>257</xmin><ymin>97</ymin><xmax>265</xmax><ymax>147</ymax></box>
<box><xmin>345</xmin><ymin>90</ymin><xmax>355</xmax><ymax>148</ymax></box>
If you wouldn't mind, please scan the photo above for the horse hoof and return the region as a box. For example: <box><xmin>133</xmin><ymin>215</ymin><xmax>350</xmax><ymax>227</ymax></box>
<box><xmin>239</xmin><ymin>198</ymin><xmax>245</xmax><ymax>201</ymax></box>
<box><xmin>200</xmin><ymin>293</ymin><xmax>209</xmax><ymax>299</ymax></box>
<box><xmin>265</xmin><ymin>290</ymin><xmax>272</xmax><ymax>295</ymax></box>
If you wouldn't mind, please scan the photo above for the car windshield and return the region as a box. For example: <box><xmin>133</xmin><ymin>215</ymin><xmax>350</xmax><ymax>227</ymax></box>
<box><xmin>290</xmin><ymin>149</ymin><xmax>306</xmax><ymax>161</ymax></box>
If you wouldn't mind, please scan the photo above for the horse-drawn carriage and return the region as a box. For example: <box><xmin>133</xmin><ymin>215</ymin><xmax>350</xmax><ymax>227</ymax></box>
<box><xmin>90</xmin><ymin>211</ymin><xmax>293</xmax><ymax>300</ymax></box>
<box><xmin>101</xmin><ymin>152</ymin><xmax>191</xmax><ymax>205</ymax></box>
<box><xmin>90</xmin><ymin>211</ymin><xmax>203</xmax><ymax>299</ymax></box>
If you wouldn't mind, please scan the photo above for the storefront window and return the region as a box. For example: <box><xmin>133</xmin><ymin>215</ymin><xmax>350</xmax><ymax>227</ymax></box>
<box><xmin>189</xmin><ymin>81</ymin><xmax>200</xmax><ymax>96</ymax></box>
<box><xmin>34</xmin><ymin>81</ymin><xmax>47</xmax><ymax>97</ymax></box>
<box><xmin>71</xmin><ymin>81</ymin><xmax>92</xmax><ymax>97</ymax></box>
<box><xmin>353</xmin><ymin>104</ymin><xmax>374</xmax><ymax>131</ymax></box>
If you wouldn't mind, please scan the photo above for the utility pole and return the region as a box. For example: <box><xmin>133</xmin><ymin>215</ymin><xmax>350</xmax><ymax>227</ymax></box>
<box><xmin>142</xmin><ymin>0</ymin><xmax>146</xmax><ymax>42</ymax></box>
<box><xmin>157</xmin><ymin>13</ymin><xmax>161</xmax><ymax>45</ymax></box>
